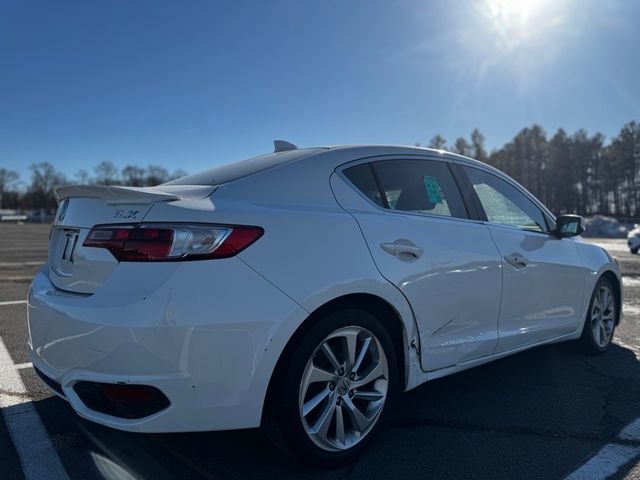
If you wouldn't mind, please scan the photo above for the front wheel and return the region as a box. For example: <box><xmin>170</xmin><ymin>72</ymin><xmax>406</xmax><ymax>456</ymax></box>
<box><xmin>631</xmin><ymin>247</ymin><xmax>639</xmax><ymax>254</ymax></box>
<box><xmin>580</xmin><ymin>278</ymin><xmax>617</xmax><ymax>353</ymax></box>
<box><xmin>264</xmin><ymin>309</ymin><xmax>397</xmax><ymax>466</ymax></box>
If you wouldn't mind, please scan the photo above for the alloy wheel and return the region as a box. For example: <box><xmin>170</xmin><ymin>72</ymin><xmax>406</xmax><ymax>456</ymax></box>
<box><xmin>591</xmin><ymin>284</ymin><xmax>615</xmax><ymax>348</ymax></box>
<box><xmin>298</xmin><ymin>326</ymin><xmax>389</xmax><ymax>452</ymax></box>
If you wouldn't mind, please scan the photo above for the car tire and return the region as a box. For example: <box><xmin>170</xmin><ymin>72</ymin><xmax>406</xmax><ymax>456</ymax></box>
<box><xmin>263</xmin><ymin>309</ymin><xmax>398</xmax><ymax>467</ymax></box>
<box><xmin>631</xmin><ymin>247</ymin><xmax>638</xmax><ymax>254</ymax></box>
<box><xmin>580</xmin><ymin>277</ymin><xmax>617</xmax><ymax>353</ymax></box>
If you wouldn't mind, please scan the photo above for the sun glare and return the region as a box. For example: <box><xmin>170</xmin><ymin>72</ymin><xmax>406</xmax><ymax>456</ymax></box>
<box><xmin>444</xmin><ymin>0</ymin><xmax>568</xmax><ymax>91</ymax></box>
<box><xmin>482</xmin><ymin>0</ymin><xmax>554</xmax><ymax>51</ymax></box>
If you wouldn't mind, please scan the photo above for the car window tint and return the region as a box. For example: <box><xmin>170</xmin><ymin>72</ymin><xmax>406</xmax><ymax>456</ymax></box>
<box><xmin>343</xmin><ymin>164</ymin><xmax>385</xmax><ymax>207</ymax></box>
<box><xmin>464</xmin><ymin>167</ymin><xmax>547</xmax><ymax>232</ymax></box>
<box><xmin>371</xmin><ymin>160</ymin><xmax>468</xmax><ymax>219</ymax></box>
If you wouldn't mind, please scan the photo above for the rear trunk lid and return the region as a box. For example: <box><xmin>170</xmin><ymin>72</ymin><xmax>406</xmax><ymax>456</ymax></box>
<box><xmin>48</xmin><ymin>184</ymin><xmax>216</xmax><ymax>294</ymax></box>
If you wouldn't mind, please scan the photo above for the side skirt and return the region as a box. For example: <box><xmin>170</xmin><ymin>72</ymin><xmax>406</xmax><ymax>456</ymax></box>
<box><xmin>422</xmin><ymin>331</ymin><xmax>580</xmax><ymax>383</ymax></box>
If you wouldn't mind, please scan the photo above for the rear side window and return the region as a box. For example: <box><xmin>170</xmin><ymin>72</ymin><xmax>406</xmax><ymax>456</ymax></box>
<box><xmin>344</xmin><ymin>159</ymin><xmax>468</xmax><ymax>219</ymax></box>
<box><xmin>343</xmin><ymin>164</ymin><xmax>385</xmax><ymax>207</ymax></box>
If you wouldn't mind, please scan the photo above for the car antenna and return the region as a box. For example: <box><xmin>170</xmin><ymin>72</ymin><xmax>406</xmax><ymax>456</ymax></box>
<box><xmin>273</xmin><ymin>140</ymin><xmax>298</xmax><ymax>153</ymax></box>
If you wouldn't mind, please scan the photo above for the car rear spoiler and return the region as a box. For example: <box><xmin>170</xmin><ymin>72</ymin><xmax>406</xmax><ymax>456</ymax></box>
<box><xmin>55</xmin><ymin>184</ymin><xmax>216</xmax><ymax>205</ymax></box>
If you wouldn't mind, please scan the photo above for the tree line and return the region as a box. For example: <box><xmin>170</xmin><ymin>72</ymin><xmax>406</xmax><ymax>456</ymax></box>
<box><xmin>0</xmin><ymin>161</ymin><xmax>187</xmax><ymax>211</ymax></box>
<box><xmin>2</xmin><ymin>121</ymin><xmax>639</xmax><ymax>216</ymax></box>
<box><xmin>420</xmin><ymin>121</ymin><xmax>640</xmax><ymax>219</ymax></box>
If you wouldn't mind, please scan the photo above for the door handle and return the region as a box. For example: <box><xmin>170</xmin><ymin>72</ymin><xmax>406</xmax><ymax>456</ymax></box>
<box><xmin>381</xmin><ymin>241</ymin><xmax>423</xmax><ymax>258</ymax></box>
<box><xmin>504</xmin><ymin>254</ymin><xmax>529</xmax><ymax>268</ymax></box>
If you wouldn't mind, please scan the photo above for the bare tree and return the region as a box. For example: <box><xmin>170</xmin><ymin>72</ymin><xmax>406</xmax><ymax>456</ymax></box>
<box><xmin>74</xmin><ymin>169</ymin><xmax>91</xmax><ymax>185</ymax></box>
<box><xmin>171</xmin><ymin>169</ymin><xmax>188</xmax><ymax>180</ymax></box>
<box><xmin>25</xmin><ymin>162</ymin><xmax>67</xmax><ymax>210</ymax></box>
<box><xmin>94</xmin><ymin>161</ymin><xmax>120</xmax><ymax>185</ymax></box>
<box><xmin>122</xmin><ymin>165</ymin><xmax>146</xmax><ymax>186</ymax></box>
<box><xmin>470</xmin><ymin>129</ymin><xmax>487</xmax><ymax>162</ymax></box>
<box><xmin>145</xmin><ymin>165</ymin><xmax>170</xmax><ymax>186</ymax></box>
<box><xmin>453</xmin><ymin>137</ymin><xmax>471</xmax><ymax>156</ymax></box>
<box><xmin>428</xmin><ymin>134</ymin><xmax>446</xmax><ymax>149</ymax></box>
<box><xmin>0</xmin><ymin>168</ymin><xmax>20</xmax><ymax>208</ymax></box>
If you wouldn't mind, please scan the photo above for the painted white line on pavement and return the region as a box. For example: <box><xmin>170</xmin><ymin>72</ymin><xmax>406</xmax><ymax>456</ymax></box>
<box><xmin>0</xmin><ymin>300</ymin><xmax>27</xmax><ymax>306</ymax></box>
<box><xmin>565</xmin><ymin>443</ymin><xmax>640</xmax><ymax>480</ymax></box>
<box><xmin>0</xmin><ymin>339</ymin><xmax>69</xmax><ymax>479</ymax></box>
<box><xmin>619</xmin><ymin>418</ymin><xmax>640</xmax><ymax>442</ymax></box>
<box><xmin>565</xmin><ymin>413</ymin><xmax>640</xmax><ymax>480</ymax></box>
<box><xmin>0</xmin><ymin>261</ymin><xmax>43</xmax><ymax>267</ymax></box>
<box><xmin>622</xmin><ymin>276</ymin><xmax>640</xmax><ymax>288</ymax></box>
<box><xmin>15</xmin><ymin>362</ymin><xmax>33</xmax><ymax>370</ymax></box>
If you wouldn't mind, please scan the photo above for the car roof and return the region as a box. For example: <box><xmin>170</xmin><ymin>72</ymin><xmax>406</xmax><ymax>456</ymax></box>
<box><xmin>324</xmin><ymin>144</ymin><xmax>482</xmax><ymax>165</ymax></box>
<box><xmin>316</xmin><ymin>144</ymin><xmax>503</xmax><ymax>177</ymax></box>
<box><xmin>165</xmin><ymin>143</ymin><xmax>497</xmax><ymax>187</ymax></box>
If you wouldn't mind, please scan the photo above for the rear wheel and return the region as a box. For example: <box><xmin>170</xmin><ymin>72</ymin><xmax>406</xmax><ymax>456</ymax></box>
<box><xmin>580</xmin><ymin>278</ymin><xmax>617</xmax><ymax>353</ymax></box>
<box><xmin>264</xmin><ymin>309</ymin><xmax>397</xmax><ymax>466</ymax></box>
<box><xmin>631</xmin><ymin>247</ymin><xmax>638</xmax><ymax>254</ymax></box>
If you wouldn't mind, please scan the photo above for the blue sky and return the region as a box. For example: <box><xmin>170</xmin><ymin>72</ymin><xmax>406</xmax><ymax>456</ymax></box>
<box><xmin>2</xmin><ymin>0</ymin><xmax>639</xmax><ymax>182</ymax></box>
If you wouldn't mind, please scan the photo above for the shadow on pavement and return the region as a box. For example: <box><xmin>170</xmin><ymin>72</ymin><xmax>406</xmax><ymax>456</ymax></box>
<box><xmin>32</xmin><ymin>341</ymin><xmax>640</xmax><ymax>480</ymax></box>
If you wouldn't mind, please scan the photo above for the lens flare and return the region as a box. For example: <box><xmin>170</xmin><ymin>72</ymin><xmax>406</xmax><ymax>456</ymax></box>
<box><xmin>482</xmin><ymin>0</ymin><xmax>555</xmax><ymax>51</ymax></box>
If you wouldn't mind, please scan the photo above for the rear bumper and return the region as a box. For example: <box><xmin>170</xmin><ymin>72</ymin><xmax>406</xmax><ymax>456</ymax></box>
<box><xmin>27</xmin><ymin>260</ymin><xmax>307</xmax><ymax>433</ymax></box>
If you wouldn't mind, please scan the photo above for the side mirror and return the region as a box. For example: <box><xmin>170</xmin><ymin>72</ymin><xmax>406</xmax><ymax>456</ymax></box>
<box><xmin>553</xmin><ymin>214</ymin><xmax>584</xmax><ymax>238</ymax></box>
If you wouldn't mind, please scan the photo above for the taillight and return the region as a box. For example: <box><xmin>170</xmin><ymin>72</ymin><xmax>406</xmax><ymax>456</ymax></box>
<box><xmin>83</xmin><ymin>224</ymin><xmax>263</xmax><ymax>261</ymax></box>
<box><xmin>84</xmin><ymin>227</ymin><xmax>131</xmax><ymax>259</ymax></box>
<box><xmin>121</xmin><ymin>227</ymin><xmax>175</xmax><ymax>261</ymax></box>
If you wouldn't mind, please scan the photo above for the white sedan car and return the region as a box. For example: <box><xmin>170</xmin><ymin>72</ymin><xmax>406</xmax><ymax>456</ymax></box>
<box><xmin>29</xmin><ymin>143</ymin><xmax>622</xmax><ymax>465</ymax></box>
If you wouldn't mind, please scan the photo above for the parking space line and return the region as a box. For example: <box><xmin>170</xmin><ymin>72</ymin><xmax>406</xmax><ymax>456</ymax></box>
<box><xmin>619</xmin><ymin>418</ymin><xmax>640</xmax><ymax>442</ymax></box>
<box><xmin>565</xmin><ymin>443</ymin><xmax>640</xmax><ymax>480</ymax></box>
<box><xmin>0</xmin><ymin>261</ymin><xmax>43</xmax><ymax>267</ymax></box>
<box><xmin>0</xmin><ymin>338</ymin><xmax>69</xmax><ymax>479</ymax></box>
<box><xmin>564</xmin><ymin>415</ymin><xmax>640</xmax><ymax>480</ymax></box>
<box><xmin>0</xmin><ymin>300</ymin><xmax>27</xmax><ymax>306</ymax></box>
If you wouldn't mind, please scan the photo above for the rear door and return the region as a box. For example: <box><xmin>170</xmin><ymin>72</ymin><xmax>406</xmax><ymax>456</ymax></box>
<box><xmin>337</xmin><ymin>157</ymin><xmax>503</xmax><ymax>372</ymax></box>
<box><xmin>458</xmin><ymin>165</ymin><xmax>587</xmax><ymax>352</ymax></box>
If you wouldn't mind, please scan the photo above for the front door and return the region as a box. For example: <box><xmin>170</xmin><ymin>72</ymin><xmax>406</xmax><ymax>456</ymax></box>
<box><xmin>460</xmin><ymin>165</ymin><xmax>587</xmax><ymax>352</ymax></box>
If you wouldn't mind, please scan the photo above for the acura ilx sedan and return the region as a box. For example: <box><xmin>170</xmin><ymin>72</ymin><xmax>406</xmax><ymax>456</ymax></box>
<box><xmin>29</xmin><ymin>142</ymin><xmax>622</xmax><ymax>465</ymax></box>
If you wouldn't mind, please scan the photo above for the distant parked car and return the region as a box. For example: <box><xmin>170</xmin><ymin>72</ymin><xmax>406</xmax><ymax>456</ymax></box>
<box><xmin>29</xmin><ymin>143</ymin><xmax>622</xmax><ymax>465</ymax></box>
<box><xmin>628</xmin><ymin>225</ymin><xmax>640</xmax><ymax>254</ymax></box>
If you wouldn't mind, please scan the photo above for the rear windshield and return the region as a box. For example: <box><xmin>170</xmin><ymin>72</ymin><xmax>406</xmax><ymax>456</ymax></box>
<box><xmin>164</xmin><ymin>149</ymin><xmax>324</xmax><ymax>186</ymax></box>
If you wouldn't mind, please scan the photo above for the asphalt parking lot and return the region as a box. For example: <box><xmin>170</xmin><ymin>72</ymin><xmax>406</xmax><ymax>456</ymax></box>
<box><xmin>2</xmin><ymin>224</ymin><xmax>640</xmax><ymax>479</ymax></box>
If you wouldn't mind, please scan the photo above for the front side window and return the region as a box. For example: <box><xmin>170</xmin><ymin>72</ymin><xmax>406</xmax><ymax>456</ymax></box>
<box><xmin>463</xmin><ymin>167</ymin><xmax>548</xmax><ymax>232</ymax></box>
<box><xmin>344</xmin><ymin>159</ymin><xmax>468</xmax><ymax>219</ymax></box>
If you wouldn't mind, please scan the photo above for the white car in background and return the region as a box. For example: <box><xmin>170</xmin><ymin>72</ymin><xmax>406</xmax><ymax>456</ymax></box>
<box><xmin>28</xmin><ymin>142</ymin><xmax>622</xmax><ymax>465</ymax></box>
<box><xmin>628</xmin><ymin>225</ymin><xmax>640</xmax><ymax>254</ymax></box>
